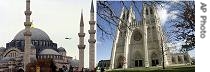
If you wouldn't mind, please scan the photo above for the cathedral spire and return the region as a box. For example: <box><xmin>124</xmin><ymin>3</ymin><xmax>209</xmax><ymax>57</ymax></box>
<box><xmin>128</xmin><ymin>2</ymin><xmax>135</xmax><ymax>24</ymax></box>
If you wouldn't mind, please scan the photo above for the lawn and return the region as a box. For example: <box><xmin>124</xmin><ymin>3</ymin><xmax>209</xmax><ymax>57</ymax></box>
<box><xmin>106</xmin><ymin>65</ymin><xmax>195</xmax><ymax>72</ymax></box>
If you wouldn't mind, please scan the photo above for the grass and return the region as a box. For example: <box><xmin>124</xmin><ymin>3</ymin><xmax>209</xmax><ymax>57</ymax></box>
<box><xmin>106</xmin><ymin>65</ymin><xmax>195</xmax><ymax>72</ymax></box>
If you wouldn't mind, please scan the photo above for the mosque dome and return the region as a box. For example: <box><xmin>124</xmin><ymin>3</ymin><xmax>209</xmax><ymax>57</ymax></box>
<box><xmin>58</xmin><ymin>47</ymin><xmax>66</xmax><ymax>52</ymax></box>
<box><xmin>40</xmin><ymin>49</ymin><xmax>60</xmax><ymax>55</ymax></box>
<box><xmin>0</xmin><ymin>47</ymin><xmax>6</xmax><ymax>52</ymax></box>
<box><xmin>13</xmin><ymin>28</ymin><xmax>51</xmax><ymax>40</ymax></box>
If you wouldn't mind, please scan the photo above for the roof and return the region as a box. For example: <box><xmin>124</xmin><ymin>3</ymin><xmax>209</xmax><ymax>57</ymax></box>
<box><xmin>58</xmin><ymin>47</ymin><xmax>66</xmax><ymax>52</ymax></box>
<box><xmin>0</xmin><ymin>57</ymin><xmax>16</xmax><ymax>63</ymax></box>
<box><xmin>39</xmin><ymin>49</ymin><xmax>60</xmax><ymax>55</ymax></box>
<box><xmin>0</xmin><ymin>47</ymin><xmax>6</xmax><ymax>52</ymax></box>
<box><xmin>13</xmin><ymin>28</ymin><xmax>51</xmax><ymax>40</ymax></box>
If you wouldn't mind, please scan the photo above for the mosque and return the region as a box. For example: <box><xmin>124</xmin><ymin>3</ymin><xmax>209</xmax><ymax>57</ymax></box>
<box><xmin>0</xmin><ymin>0</ymin><xmax>78</xmax><ymax>71</ymax></box>
<box><xmin>0</xmin><ymin>0</ymin><xmax>96</xmax><ymax>71</ymax></box>
<box><xmin>0</xmin><ymin>27</ymin><xmax>74</xmax><ymax>71</ymax></box>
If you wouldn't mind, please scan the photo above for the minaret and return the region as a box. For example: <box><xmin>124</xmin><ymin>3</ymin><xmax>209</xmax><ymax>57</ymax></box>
<box><xmin>23</xmin><ymin>0</ymin><xmax>32</xmax><ymax>70</ymax></box>
<box><xmin>78</xmin><ymin>11</ymin><xmax>85</xmax><ymax>71</ymax></box>
<box><xmin>88</xmin><ymin>0</ymin><xmax>96</xmax><ymax>71</ymax></box>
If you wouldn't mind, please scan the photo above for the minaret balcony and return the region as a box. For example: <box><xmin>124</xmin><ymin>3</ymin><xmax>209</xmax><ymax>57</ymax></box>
<box><xmin>24</xmin><ymin>10</ymin><xmax>32</xmax><ymax>15</ymax></box>
<box><xmin>88</xmin><ymin>39</ymin><xmax>96</xmax><ymax>43</ymax></box>
<box><xmin>24</xmin><ymin>22</ymin><xmax>32</xmax><ymax>26</ymax></box>
<box><xmin>78</xmin><ymin>33</ymin><xmax>85</xmax><ymax>37</ymax></box>
<box><xmin>88</xmin><ymin>30</ymin><xmax>96</xmax><ymax>34</ymax></box>
<box><xmin>78</xmin><ymin>45</ymin><xmax>86</xmax><ymax>49</ymax></box>
<box><xmin>89</xmin><ymin>21</ymin><xmax>95</xmax><ymax>25</ymax></box>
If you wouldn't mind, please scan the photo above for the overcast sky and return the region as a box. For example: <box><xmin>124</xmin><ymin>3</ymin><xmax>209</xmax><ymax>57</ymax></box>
<box><xmin>0</xmin><ymin>0</ymin><xmax>95</xmax><ymax>68</ymax></box>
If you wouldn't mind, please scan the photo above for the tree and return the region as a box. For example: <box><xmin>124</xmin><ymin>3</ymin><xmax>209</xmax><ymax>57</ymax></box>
<box><xmin>165</xmin><ymin>1</ymin><xmax>195</xmax><ymax>52</ymax></box>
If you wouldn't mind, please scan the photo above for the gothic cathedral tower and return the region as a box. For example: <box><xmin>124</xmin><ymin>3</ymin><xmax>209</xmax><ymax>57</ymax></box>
<box><xmin>110</xmin><ymin>2</ymin><xmax>164</xmax><ymax>69</ymax></box>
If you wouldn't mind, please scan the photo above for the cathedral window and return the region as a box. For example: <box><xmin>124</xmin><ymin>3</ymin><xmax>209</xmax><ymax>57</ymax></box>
<box><xmin>178</xmin><ymin>56</ymin><xmax>182</xmax><ymax>63</ymax></box>
<box><xmin>146</xmin><ymin>8</ymin><xmax>149</xmax><ymax>15</ymax></box>
<box><xmin>184</xmin><ymin>55</ymin><xmax>189</xmax><ymax>63</ymax></box>
<box><xmin>150</xmin><ymin>7</ymin><xmax>153</xmax><ymax>14</ymax></box>
<box><xmin>152</xmin><ymin>26</ymin><xmax>155</xmax><ymax>30</ymax></box>
<box><xmin>133</xmin><ymin>31</ymin><xmax>142</xmax><ymax>41</ymax></box>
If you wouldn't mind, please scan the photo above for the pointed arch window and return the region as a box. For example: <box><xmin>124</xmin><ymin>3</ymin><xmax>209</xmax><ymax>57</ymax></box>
<box><xmin>150</xmin><ymin>7</ymin><xmax>153</xmax><ymax>14</ymax></box>
<box><xmin>133</xmin><ymin>30</ymin><xmax>142</xmax><ymax>41</ymax></box>
<box><xmin>146</xmin><ymin>8</ymin><xmax>149</xmax><ymax>15</ymax></box>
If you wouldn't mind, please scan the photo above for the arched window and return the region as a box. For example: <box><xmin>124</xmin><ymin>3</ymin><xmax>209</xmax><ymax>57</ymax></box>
<box><xmin>44</xmin><ymin>41</ymin><xmax>46</xmax><ymax>46</ymax></box>
<box><xmin>150</xmin><ymin>7</ymin><xmax>153</xmax><ymax>14</ymax></box>
<box><xmin>14</xmin><ymin>53</ymin><xmax>16</xmax><ymax>57</ymax></box>
<box><xmin>184</xmin><ymin>55</ymin><xmax>189</xmax><ymax>63</ymax></box>
<box><xmin>172</xmin><ymin>57</ymin><xmax>176</xmax><ymax>64</ymax></box>
<box><xmin>178</xmin><ymin>56</ymin><xmax>182</xmax><ymax>63</ymax></box>
<box><xmin>151</xmin><ymin>53</ymin><xmax>159</xmax><ymax>66</ymax></box>
<box><xmin>146</xmin><ymin>8</ymin><xmax>149</xmax><ymax>15</ymax></box>
<box><xmin>40</xmin><ymin>41</ymin><xmax>42</xmax><ymax>46</ymax></box>
<box><xmin>133</xmin><ymin>30</ymin><xmax>142</xmax><ymax>41</ymax></box>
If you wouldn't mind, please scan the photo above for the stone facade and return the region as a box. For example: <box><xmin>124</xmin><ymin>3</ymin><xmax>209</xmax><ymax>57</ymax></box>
<box><xmin>110</xmin><ymin>3</ymin><xmax>191</xmax><ymax>69</ymax></box>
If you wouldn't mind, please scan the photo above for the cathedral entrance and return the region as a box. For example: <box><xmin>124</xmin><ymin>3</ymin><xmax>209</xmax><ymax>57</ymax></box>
<box><xmin>117</xmin><ymin>56</ymin><xmax>124</xmax><ymax>68</ymax></box>
<box><xmin>151</xmin><ymin>53</ymin><xmax>159</xmax><ymax>66</ymax></box>
<box><xmin>135</xmin><ymin>60</ymin><xmax>143</xmax><ymax>67</ymax></box>
<box><xmin>151</xmin><ymin>59</ymin><xmax>159</xmax><ymax>66</ymax></box>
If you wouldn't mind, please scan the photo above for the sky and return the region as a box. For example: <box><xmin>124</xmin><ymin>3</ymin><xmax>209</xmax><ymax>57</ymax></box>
<box><xmin>96</xmin><ymin>1</ymin><xmax>195</xmax><ymax>63</ymax></box>
<box><xmin>0</xmin><ymin>0</ymin><xmax>96</xmax><ymax>68</ymax></box>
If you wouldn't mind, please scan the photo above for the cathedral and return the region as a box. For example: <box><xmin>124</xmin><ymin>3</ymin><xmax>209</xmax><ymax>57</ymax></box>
<box><xmin>110</xmin><ymin>3</ymin><xmax>191</xmax><ymax>69</ymax></box>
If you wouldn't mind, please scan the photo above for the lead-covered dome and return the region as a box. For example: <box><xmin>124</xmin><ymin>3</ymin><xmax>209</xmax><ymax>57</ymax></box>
<box><xmin>13</xmin><ymin>28</ymin><xmax>50</xmax><ymax>40</ymax></box>
<box><xmin>40</xmin><ymin>49</ymin><xmax>60</xmax><ymax>55</ymax></box>
<box><xmin>0</xmin><ymin>47</ymin><xmax>6</xmax><ymax>52</ymax></box>
<box><xmin>58</xmin><ymin>47</ymin><xmax>66</xmax><ymax>52</ymax></box>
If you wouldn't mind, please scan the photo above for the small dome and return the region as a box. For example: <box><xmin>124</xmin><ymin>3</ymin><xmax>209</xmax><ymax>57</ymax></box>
<box><xmin>58</xmin><ymin>47</ymin><xmax>66</xmax><ymax>52</ymax></box>
<box><xmin>0</xmin><ymin>47</ymin><xmax>6</xmax><ymax>52</ymax></box>
<box><xmin>40</xmin><ymin>49</ymin><xmax>60</xmax><ymax>55</ymax></box>
<box><xmin>14</xmin><ymin>28</ymin><xmax>51</xmax><ymax>40</ymax></box>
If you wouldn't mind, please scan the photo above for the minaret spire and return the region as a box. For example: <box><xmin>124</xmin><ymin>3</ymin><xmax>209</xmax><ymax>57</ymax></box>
<box><xmin>90</xmin><ymin>0</ymin><xmax>94</xmax><ymax>13</ymax></box>
<box><xmin>89</xmin><ymin>0</ymin><xmax>96</xmax><ymax>71</ymax></box>
<box><xmin>80</xmin><ymin>11</ymin><xmax>84</xmax><ymax>26</ymax></box>
<box><xmin>78</xmin><ymin>10</ymin><xmax>86</xmax><ymax>71</ymax></box>
<box><xmin>23</xmin><ymin>0</ymin><xmax>32</xmax><ymax>71</ymax></box>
